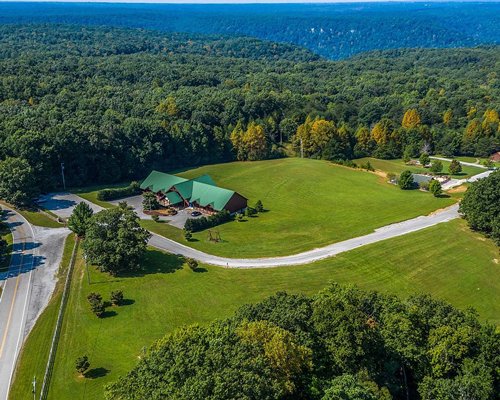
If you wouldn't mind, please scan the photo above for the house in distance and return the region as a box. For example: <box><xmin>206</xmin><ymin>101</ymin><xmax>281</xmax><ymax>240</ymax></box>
<box><xmin>140</xmin><ymin>170</ymin><xmax>248</xmax><ymax>214</ymax></box>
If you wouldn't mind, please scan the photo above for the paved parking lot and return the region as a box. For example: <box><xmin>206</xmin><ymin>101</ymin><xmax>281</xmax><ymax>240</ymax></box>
<box><xmin>41</xmin><ymin>192</ymin><xmax>203</xmax><ymax>229</ymax></box>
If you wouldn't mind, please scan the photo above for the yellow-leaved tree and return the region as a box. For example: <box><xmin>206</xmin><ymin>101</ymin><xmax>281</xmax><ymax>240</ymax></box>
<box><xmin>401</xmin><ymin>109</ymin><xmax>421</xmax><ymax>129</ymax></box>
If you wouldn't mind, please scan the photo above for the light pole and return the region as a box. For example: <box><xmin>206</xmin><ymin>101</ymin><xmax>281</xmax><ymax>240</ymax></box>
<box><xmin>60</xmin><ymin>162</ymin><xmax>66</xmax><ymax>190</ymax></box>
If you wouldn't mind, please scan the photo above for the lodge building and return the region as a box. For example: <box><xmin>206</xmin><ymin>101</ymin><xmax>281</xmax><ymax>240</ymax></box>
<box><xmin>140</xmin><ymin>170</ymin><xmax>248</xmax><ymax>214</ymax></box>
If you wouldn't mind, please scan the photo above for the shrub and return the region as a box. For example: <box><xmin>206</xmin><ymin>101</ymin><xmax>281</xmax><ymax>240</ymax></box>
<box><xmin>246</xmin><ymin>207</ymin><xmax>257</xmax><ymax>217</ymax></box>
<box><xmin>97</xmin><ymin>181</ymin><xmax>140</xmax><ymax>201</ymax></box>
<box><xmin>361</xmin><ymin>161</ymin><xmax>375</xmax><ymax>171</ymax></box>
<box><xmin>254</xmin><ymin>200</ymin><xmax>264</xmax><ymax>213</ymax></box>
<box><xmin>237</xmin><ymin>213</ymin><xmax>244</xmax><ymax>222</ymax></box>
<box><xmin>430</xmin><ymin>160</ymin><xmax>443</xmax><ymax>174</ymax></box>
<box><xmin>111</xmin><ymin>290</ymin><xmax>124</xmax><ymax>306</ymax></box>
<box><xmin>449</xmin><ymin>159</ymin><xmax>462</xmax><ymax>175</ymax></box>
<box><xmin>75</xmin><ymin>355</ymin><xmax>90</xmax><ymax>375</ymax></box>
<box><xmin>152</xmin><ymin>214</ymin><xmax>160</xmax><ymax>222</ymax></box>
<box><xmin>184</xmin><ymin>210</ymin><xmax>231</xmax><ymax>233</ymax></box>
<box><xmin>387</xmin><ymin>172</ymin><xmax>396</xmax><ymax>182</ymax></box>
<box><xmin>419</xmin><ymin>181</ymin><xmax>430</xmax><ymax>191</ymax></box>
<box><xmin>419</xmin><ymin>152</ymin><xmax>430</xmax><ymax>167</ymax></box>
<box><xmin>184</xmin><ymin>229</ymin><xmax>192</xmax><ymax>241</ymax></box>
<box><xmin>186</xmin><ymin>257</ymin><xmax>198</xmax><ymax>271</ymax></box>
<box><xmin>398</xmin><ymin>170</ymin><xmax>414</xmax><ymax>190</ymax></box>
<box><xmin>87</xmin><ymin>292</ymin><xmax>105</xmax><ymax>317</ymax></box>
<box><xmin>429</xmin><ymin>180</ymin><xmax>442</xmax><ymax>197</ymax></box>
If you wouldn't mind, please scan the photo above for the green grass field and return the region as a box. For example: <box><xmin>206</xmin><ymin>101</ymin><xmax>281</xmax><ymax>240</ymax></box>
<box><xmin>10</xmin><ymin>219</ymin><xmax>499</xmax><ymax>400</ymax></box>
<box><xmin>72</xmin><ymin>182</ymin><xmax>133</xmax><ymax>209</ymax></box>
<box><xmin>354</xmin><ymin>157</ymin><xmax>484</xmax><ymax>178</ymax></box>
<box><xmin>146</xmin><ymin>158</ymin><xmax>454</xmax><ymax>257</ymax></box>
<box><xmin>0</xmin><ymin>201</ymin><xmax>63</xmax><ymax>228</ymax></box>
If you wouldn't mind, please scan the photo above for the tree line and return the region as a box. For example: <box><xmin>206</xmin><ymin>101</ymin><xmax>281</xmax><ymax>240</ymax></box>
<box><xmin>0</xmin><ymin>25</ymin><xmax>498</xmax><ymax>205</ymax></box>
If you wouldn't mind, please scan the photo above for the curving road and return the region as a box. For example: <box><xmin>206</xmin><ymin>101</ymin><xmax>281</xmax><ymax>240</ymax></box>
<box><xmin>149</xmin><ymin>204</ymin><xmax>460</xmax><ymax>268</ymax></box>
<box><xmin>0</xmin><ymin>207</ymin><xmax>37</xmax><ymax>400</ymax></box>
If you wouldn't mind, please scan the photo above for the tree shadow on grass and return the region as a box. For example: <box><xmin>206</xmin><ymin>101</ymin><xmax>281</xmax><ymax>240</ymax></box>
<box><xmin>121</xmin><ymin>250</ymin><xmax>184</xmax><ymax>278</ymax></box>
<box><xmin>194</xmin><ymin>267</ymin><xmax>208</xmax><ymax>273</ymax></box>
<box><xmin>121</xmin><ymin>298</ymin><xmax>135</xmax><ymax>306</ymax></box>
<box><xmin>436</xmin><ymin>194</ymin><xmax>451</xmax><ymax>198</ymax></box>
<box><xmin>85</xmin><ymin>367</ymin><xmax>110</xmax><ymax>379</ymax></box>
<box><xmin>101</xmin><ymin>310</ymin><xmax>117</xmax><ymax>318</ymax></box>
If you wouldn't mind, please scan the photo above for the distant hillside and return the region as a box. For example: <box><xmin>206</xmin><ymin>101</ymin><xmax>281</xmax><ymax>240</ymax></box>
<box><xmin>0</xmin><ymin>2</ymin><xmax>499</xmax><ymax>59</ymax></box>
<box><xmin>0</xmin><ymin>24</ymin><xmax>498</xmax><ymax>192</ymax></box>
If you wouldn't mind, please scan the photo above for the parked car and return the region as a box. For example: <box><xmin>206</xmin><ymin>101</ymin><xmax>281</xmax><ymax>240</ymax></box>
<box><xmin>191</xmin><ymin>211</ymin><xmax>202</xmax><ymax>217</ymax></box>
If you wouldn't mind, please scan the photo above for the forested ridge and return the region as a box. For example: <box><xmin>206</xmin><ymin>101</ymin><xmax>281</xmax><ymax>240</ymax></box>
<box><xmin>106</xmin><ymin>285</ymin><xmax>500</xmax><ymax>400</ymax></box>
<box><xmin>0</xmin><ymin>25</ymin><xmax>498</xmax><ymax>202</ymax></box>
<box><xmin>1</xmin><ymin>2</ymin><xmax>499</xmax><ymax>59</ymax></box>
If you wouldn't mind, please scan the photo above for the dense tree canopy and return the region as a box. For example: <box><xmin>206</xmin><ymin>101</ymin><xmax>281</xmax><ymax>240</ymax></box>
<box><xmin>459</xmin><ymin>171</ymin><xmax>500</xmax><ymax>245</ymax></box>
<box><xmin>106</xmin><ymin>285</ymin><xmax>499</xmax><ymax>400</ymax></box>
<box><xmin>83</xmin><ymin>202</ymin><xmax>151</xmax><ymax>275</ymax></box>
<box><xmin>0</xmin><ymin>25</ymin><xmax>498</xmax><ymax>198</ymax></box>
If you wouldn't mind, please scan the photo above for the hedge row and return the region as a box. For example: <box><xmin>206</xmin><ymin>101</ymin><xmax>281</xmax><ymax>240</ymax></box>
<box><xmin>184</xmin><ymin>210</ymin><xmax>231</xmax><ymax>232</ymax></box>
<box><xmin>96</xmin><ymin>181</ymin><xmax>141</xmax><ymax>201</ymax></box>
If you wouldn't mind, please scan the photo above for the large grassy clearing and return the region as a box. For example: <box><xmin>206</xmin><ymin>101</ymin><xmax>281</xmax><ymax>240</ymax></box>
<box><xmin>354</xmin><ymin>157</ymin><xmax>484</xmax><ymax>178</ymax></box>
<box><xmin>11</xmin><ymin>219</ymin><xmax>499</xmax><ymax>400</ymax></box>
<box><xmin>147</xmin><ymin>158</ymin><xmax>455</xmax><ymax>257</ymax></box>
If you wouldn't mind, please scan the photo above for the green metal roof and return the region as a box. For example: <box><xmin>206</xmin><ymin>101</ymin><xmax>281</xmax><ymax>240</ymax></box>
<box><xmin>192</xmin><ymin>174</ymin><xmax>217</xmax><ymax>186</ymax></box>
<box><xmin>164</xmin><ymin>191</ymin><xmax>183</xmax><ymax>205</ymax></box>
<box><xmin>173</xmin><ymin>180</ymin><xmax>194</xmax><ymax>200</ymax></box>
<box><xmin>141</xmin><ymin>171</ymin><xmax>240</xmax><ymax>211</ymax></box>
<box><xmin>140</xmin><ymin>170</ymin><xmax>187</xmax><ymax>193</ymax></box>
<box><xmin>190</xmin><ymin>182</ymin><xmax>235</xmax><ymax>211</ymax></box>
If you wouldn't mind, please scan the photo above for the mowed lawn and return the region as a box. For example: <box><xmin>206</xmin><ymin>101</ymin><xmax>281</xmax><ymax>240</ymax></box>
<box><xmin>11</xmin><ymin>219</ymin><xmax>499</xmax><ymax>400</ymax></box>
<box><xmin>354</xmin><ymin>157</ymin><xmax>484</xmax><ymax>178</ymax></box>
<box><xmin>150</xmin><ymin>158</ymin><xmax>454</xmax><ymax>257</ymax></box>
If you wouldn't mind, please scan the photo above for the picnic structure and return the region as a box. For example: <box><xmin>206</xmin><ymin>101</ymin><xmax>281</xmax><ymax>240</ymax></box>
<box><xmin>140</xmin><ymin>170</ymin><xmax>247</xmax><ymax>214</ymax></box>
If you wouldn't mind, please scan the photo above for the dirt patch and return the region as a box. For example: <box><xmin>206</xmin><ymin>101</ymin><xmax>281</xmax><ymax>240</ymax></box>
<box><xmin>448</xmin><ymin>185</ymin><xmax>467</xmax><ymax>194</ymax></box>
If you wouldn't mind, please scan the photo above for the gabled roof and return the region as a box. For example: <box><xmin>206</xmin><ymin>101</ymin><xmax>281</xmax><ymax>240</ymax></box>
<box><xmin>190</xmin><ymin>182</ymin><xmax>235</xmax><ymax>211</ymax></box>
<box><xmin>164</xmin><ymin>191</ymin><xmax>183</xmax><ymax>205</ymax></box>
<box><xmin>141</xmin><ymin>170</ymin><xmax>244</xmax><ymax>211</ymax></box>
<box><xmin>140</xmin><ymin>170</ymin><xmax>187</xmax><ymax>193</ymax></box>
<box><xmin>192</xmin><ymin>174</ymin><xmax>217</xmax><ymax>186</ymax></box>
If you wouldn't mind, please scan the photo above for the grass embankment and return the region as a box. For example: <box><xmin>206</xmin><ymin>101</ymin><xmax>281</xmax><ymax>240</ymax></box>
<box><xmin>0</xmin><ymin>223</ymin><xmax>13</xmax><ymax>272</ymax></box>
<box><xmin>9</xmin><ymin>234</ymin><xmax>76</xmax><ymax>400</ymax></box>
<box><xmin>0</xmin><ymin>201</ymin><xmax>63</xmax><ymax>228</ymax></box>
<box><xmin>72</xmin><ymin>183</ymin><xmax>132</xmax><ymax>209</ymax></box>
<box><xmin>12</xmin><ymin>219</ymin><xmax>498</xmax><ymax>399</ymax></box>
<box><xmin>147</xmin><ymin>158</ymin><xmax>454</xmax><ymax>257</ymax></box>
<box><xmin>354</xmin><ymin>157</ymin><xmax>484</xmax><ymax>178</ymax></box>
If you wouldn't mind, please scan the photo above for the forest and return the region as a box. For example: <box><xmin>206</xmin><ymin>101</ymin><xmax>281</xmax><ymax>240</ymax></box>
<box><xmin>105</xmin><ymin>284</ymin><xmax>500</xmax><ymax>400</ymax></box>
<box><xmin>1</xmin><ymin>2</ymin><xmax>499</xmax><ymax>59</ymax></box>
<box><xmin>0</xmin><ymin>25</ymin><xmax>498</xmax><ymax>202</ymax></box>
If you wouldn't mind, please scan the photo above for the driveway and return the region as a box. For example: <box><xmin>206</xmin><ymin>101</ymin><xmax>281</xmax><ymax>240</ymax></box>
<box><xmin>149</xmin><ymin>204</ymin><xmax>461</xmax><ymax>268</ymax></box>
<box><xmin>110</xmin><ymin>195</ymin><xmax>203</xmax><ymax>228</ymax></box>
<box><xmin>38</xmin><ymin>192</ymin><xmax>103</xmax><ymax>219</ymax></box>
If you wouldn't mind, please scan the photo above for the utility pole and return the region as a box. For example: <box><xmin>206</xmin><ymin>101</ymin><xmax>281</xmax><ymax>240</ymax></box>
<box><xmin>60</xmin><ymin>162</ymin><xmax>66</xmax><ymax>190</ymax></box>
<box><xmin>32</xmin><ymin>376</ymin><xmax>36</xmax><ymax>400</ymax></box>
<box><xmin>84</xmin><ymin>254</ymin><xmax>90</xmax><ymax>286</ymax></box>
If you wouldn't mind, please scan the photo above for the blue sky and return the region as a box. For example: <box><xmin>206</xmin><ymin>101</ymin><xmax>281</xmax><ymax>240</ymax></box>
<box><xmin>1</xmin><ymin>0</ymin><xmax>484</xmax><ymax>3</ymax></box>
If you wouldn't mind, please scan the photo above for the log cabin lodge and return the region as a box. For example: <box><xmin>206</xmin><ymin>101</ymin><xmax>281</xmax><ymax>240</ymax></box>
<box><xmin>140</xmin><ymin>170</ymin><xmax>248</xmax><ymax>214</ymax></box>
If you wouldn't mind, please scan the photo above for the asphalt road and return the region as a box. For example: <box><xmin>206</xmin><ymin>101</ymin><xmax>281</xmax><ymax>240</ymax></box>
<box><xmin>0</xmin><ymin>207</ymin><xmax>37</xmax><ymax>400</ymax></box>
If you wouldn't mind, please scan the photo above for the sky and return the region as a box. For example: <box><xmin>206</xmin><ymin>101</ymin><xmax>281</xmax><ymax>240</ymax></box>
<box><xmin>0</xmin><ymin>0</ymin><xmax>486</xmax><ymax>3</ymax></box>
